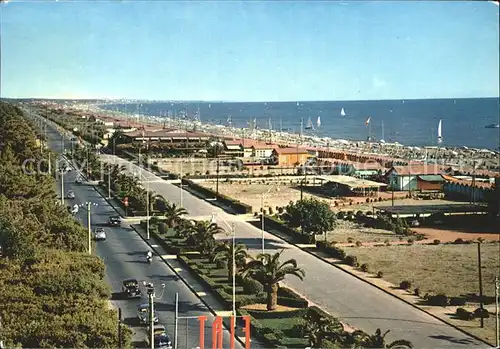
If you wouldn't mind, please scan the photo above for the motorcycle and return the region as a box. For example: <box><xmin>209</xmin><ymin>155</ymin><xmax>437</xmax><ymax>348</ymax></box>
<box><xmin>146</xmin><ymin>255</ymin><xmax>152</xmax><ymax>264</ymax></box>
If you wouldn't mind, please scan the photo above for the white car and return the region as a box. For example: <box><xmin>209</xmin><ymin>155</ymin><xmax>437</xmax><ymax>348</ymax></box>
<box><xmin>94</xmin><ymin>228</ymin><xmax>106</xmax><ymax>241</ymax></box>
<box><xmin>75</xmin><ymin>177</ymin><xmax>82</xmax><ymax>184</ymax></box>
<box><xmin>67</xmin><ymin>190</ymin><xmax>75</xmax><ymax>199</ymax></box>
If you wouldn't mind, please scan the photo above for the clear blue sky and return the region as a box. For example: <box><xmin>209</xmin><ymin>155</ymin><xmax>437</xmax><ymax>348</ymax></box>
<box><xmin>1</xmin><ymin>0</ymin><xmax>499</xmax><ymax>101</ymax></box>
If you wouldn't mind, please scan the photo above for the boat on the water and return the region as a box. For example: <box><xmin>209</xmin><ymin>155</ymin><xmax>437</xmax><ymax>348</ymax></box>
<box><xmin>485</xmin><ymin>123</ymin><xmax>500</xmax><ymax>129</ymax></box>
<box><xmin>437</xmin><ymin>119</ymin><xmax>443</xmax><ymax>144</ymax></box>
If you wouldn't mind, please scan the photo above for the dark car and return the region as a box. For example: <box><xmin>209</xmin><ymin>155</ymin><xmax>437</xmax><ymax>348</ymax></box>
<box><xmin>108</xmin><ymin>216</ymin><xmax>121</xmax><ymax>227</ymax></box>
<box><xmin>122</xmin><ymin>278</ymin><xmax>141</xmax><ymax>298</ymax></box>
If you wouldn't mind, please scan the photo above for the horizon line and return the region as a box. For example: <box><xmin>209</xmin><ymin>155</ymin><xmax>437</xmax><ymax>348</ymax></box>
<box><xmin>2</xmin><ymin>96</ymin><xmax>499</xmax><ymax>104</ymax></box>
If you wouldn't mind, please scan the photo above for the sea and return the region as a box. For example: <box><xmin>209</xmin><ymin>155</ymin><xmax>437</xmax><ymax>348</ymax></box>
<box><xmin>102</xmin><ymin>97</ymin><xmax>500</xmax><ymax>150</ymax></box>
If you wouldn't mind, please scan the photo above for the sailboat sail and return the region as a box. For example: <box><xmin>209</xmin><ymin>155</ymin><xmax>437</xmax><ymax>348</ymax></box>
<box><xmin>305</xmin><ymin>116</ymin><xmax>314</xmax><ymax>130</ymax></box>
<box><xmin>316</xmin><ymin>116</ymin><xmax>321</xmax><ymax>128</ymax></box>
<box><xmin>340</xmin><ymin>108</ymin><xmax>346</xmax><ymax>116</ymax></box>
<box><xmin>380</xmin><ymin>120</ymin><xmax>385</xmax><ymax>143</ymax></box>
<box><xmin>437</xmin><ymin>120</ymin><xmax>443</xmax><ymax>143</ymax></box>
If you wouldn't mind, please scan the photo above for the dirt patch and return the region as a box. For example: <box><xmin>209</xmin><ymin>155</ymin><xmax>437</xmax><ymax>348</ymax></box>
<box><xmin>342</xmin><ymin>243</ymin><xmax>500</xmax><ymax>344</ymax></box>
<box><xmin>241</xmin><ymin>303</ymin><xmax>298</xmax><ymax>311</ymax></box>
<box><xmin>343</xmin><ymin>243</ymin><xmax>500</xmax><ymax>298</ymax></box>
<box><xmin>413</xmin><ymin>227</ymin><xmax>500</xmax><ymax>243</ymax></box>
<box><xmin>323</xmin><ymin>220</ymin><xmax>401</xmax><ymax>244</ymax></box>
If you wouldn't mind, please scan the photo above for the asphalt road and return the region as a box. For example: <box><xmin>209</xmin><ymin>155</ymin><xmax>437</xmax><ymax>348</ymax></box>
<box><xmin>97</xmin><ymin>155</ymin><xmax>490</xmax><ymax>349</ymax></box>
<box><xmin>32</xmin><ymin>112</ymin><xmax>246</xmax><ymax>349</ymax></box>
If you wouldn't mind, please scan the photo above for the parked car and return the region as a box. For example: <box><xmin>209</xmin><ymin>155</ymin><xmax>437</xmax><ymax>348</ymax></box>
<box><xmin>108</xmin><ymin>215</ymin><xmax>121</xmax><ymax>227</ymax></box>
<box><xmin>94</xmin><ymin>228</ymin><xmax>106</xmax><ymax>241</ymax></box>
<box><xmin>137</xmin><ymin>303</ymin><xmax>159</xmax><ymax>325</ymax></box>
<box><xmin>122</xmin><ymin>278</ymin><xmax>141</xmax><ymax>298</ymax></box>
<box><xmin>75</xmin><ymin>177</ymin><xmax>82</xmax><ymax>184</ymax></box>
<box><xmin>67</xmin><ymin>190</ymin><xmax>75</xmax><ymax>199</ymax></box>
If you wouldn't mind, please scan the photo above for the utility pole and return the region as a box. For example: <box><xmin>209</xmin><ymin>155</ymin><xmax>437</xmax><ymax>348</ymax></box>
<box><xmin>180</xmin><ymin>159</ymin><xmax>183</xmax><ymax>208</ymax></box>
<box><xmin>174</xmin><ymin>293</ymin><xmax>202</xmax><ymax>349</ymax></box>
<box><xmin>261</xmin><ymin>194</ymin><xmax>265</xmax><ymax>254</ymax></box>
<box><xmin>108</xmin><ymin>165</ymin><xmax>112</xmax><ymax>199</ymax></box>
<box><xmin>215</xmin><ymin>143</ymin><xmax>220</xmax><ymax>197</ymax></box>
<box><xmin>495</xmin><ymin>275</ymin><xmax>499</xmax><ymax>348</ymax></box>
<box><xmin>477</xmin><ymin>242</ymin><xmax>484</xmax><ymax>328</ymax></box>
<box><xmin>60</xmin><ymin>168</ymin><xmax>65</xmax><ymax>206</ymax></box>
<box><xmin>118</xmin><ymin>308</ymin><xmax>122</xmax><ymax>349</ymax></box>
<box><xmin>148</xmin><ymin>285</ymin><xmax>155</xmax><ymax>349</ymax></box>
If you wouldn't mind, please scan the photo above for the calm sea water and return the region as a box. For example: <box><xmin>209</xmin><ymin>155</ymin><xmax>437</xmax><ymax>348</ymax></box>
<box><xmin>103</xmin><ymin>98</ymin><xmax>500</xmax><ymax>150</ymax></box>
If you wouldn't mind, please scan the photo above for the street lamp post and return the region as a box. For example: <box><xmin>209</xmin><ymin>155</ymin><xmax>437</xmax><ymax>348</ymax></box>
<box><xmin>59</xmin><ymin>167</ymin><xmax>65</xmax><ymax>206</ymax></box>
<box><xmin>211</xmin><ymin>213</ymin><xmax>236</xmax><ymax>316</ymax></box>
<box><xmin>79</xmin><ymin>202</ymin><xmax>98</xmax><ymax>254</ymax></box>
<box><xmin>141</xmin><ymin>282</ymin><xmax>166</xmax><ymax>349</ymax></box>
<box><xmin>135</xmin><ymin>171</ymin><xmax>151</xmax><ymax>240</ymax></box>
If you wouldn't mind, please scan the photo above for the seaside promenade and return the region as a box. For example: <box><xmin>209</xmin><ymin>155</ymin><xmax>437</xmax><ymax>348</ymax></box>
<box><xmin>99</xmin><ymin>152</ymin><xmax>488</xmax><ymax>349</ymax></box>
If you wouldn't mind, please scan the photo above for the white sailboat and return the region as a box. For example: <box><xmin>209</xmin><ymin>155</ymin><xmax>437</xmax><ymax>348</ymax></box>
<box><xmin>316</xmin><ymin>116</ymin><xmax>321</xmax><ymax>128</ymax></box>
<box><xmin>340</xmin><ymin>108</ymin><xmax>346</xmax><ymax>116</ymax></box>
<box><xmin>437</xmin><ymin>119</ymin><xmax>443</xmax><ymax>144</ymax></box>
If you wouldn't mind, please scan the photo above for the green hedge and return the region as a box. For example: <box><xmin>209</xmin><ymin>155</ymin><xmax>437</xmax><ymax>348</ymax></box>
<box><xmin>263</xmin><ymin>215</ymin><xmax>310</xmax><ymax>244</ymax></box>
<box><xmin>316</xmin><ymin>241</ymin><xmax>347</xmax><ymax>260</ymax></box>
<box><xmin>181</xmin><ymin>179</ymin><xmax>252</xmax><ymax>214</ymax></box>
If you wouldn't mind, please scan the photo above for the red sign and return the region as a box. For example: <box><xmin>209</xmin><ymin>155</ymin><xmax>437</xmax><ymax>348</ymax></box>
<box><xmin>198</xmin><ymin>315</ymin><xmax>250</xmax><ymax>349</ymax></box>
<box><xmin>123</xmin><ymin>197</ymin><xmax>129</xmax><ymax>207</ymax></box>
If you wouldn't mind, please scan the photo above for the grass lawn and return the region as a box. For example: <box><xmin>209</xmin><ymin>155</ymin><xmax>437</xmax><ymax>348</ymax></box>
<box><xmin>251</xmin><ymin>313</ymin><xmax>308</xmax><ymax>348</ymax></box>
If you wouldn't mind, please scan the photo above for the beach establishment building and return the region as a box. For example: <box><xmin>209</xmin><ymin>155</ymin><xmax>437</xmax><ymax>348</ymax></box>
<box><xmin>122</xmin><ymin>128</ymin><xmax>211</xmax><ymax>145</ymax></box>
<box><xmin>314</xmin><ymin>175</ymin><xmax>388</xmax><ymax>197</ymax></box>
<box><xmin>271</xmin><ymin>147</ymin><xmax>311</xmax><ymax>166</ymax></box>
<box><xmin>223</xmin><ymin>139</ymin><xmax>275</xmax><ymax>159</ymax></box>
<box><xmin>384</xmin><ymin>165</ymin><xmax>447</xmax><ymax>191</ymax></box>
<box><xmin>322</xmin><ymin>160</ymin><xmax>385</xmax><ymax>178</ymax></box>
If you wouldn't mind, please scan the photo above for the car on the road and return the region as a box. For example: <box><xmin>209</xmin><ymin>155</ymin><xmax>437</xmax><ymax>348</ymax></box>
<box><xmin>137</xmin><ymin>303</ymin><xmax>159</xmax><ymax>325</ymax></box>
<box><xmin>94</xmin><ymin>228</ymin><xmax>106</xmax><ymax>241</ymax></box>
<box><xmin>145</xmin><ymin>332</ymin><xmax>172</xmax><ymax>349</ymax></box>
<box><xmin>121</xmin><ymin>278</ymin><xmax>141</xmax><ymax>298</ymax></box>
<box><xmin>108</xmin><ymin>215</ymin><xmax>121</xmax><ymax>227</ymax></box>
<box><xmin>67</xmin><ymin>190</ymin><xmax>75</xmax><ymax>199</ymax></box>
<box><xmin>75</xmin><ymin>177</ymin><xmax>82</xmax><ymax>184</ymax></box>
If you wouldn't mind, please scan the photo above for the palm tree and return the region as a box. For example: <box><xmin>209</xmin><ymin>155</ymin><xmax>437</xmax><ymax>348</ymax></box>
<box><xmin>213</xmin><ymin>242</ymin><xmax>249</xmax><ymax>281</ymax></box>
<box><xmin>163</xmin><ymin>202</ymin><xmax>188</xmax><ymax>228</ymax></box>
<box><xmin>352</xmin><ymin>329</ymin><xmax>413</xmax><ymax>349</ymax></box>
<box><xmin>186</xmin><ymin>221</ymin><xmax>225</xmax><ymax>257</ymax></box>
<box><xmin>116</xmin><ymin>174</ymin><xmax>138</xmax><ymax>195</ymax></box>
<box><xmin>242</xmin><ymin>250</ymin><xmax>305</xmax><ymax>311</ymax></box>
<box><xmin>145</xmin><ymin>191</ymin><xmax>166</xmax><ymax>213</ymax></box>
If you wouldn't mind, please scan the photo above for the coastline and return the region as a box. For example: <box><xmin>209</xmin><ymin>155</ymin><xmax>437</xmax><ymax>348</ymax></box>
<box><xmin>76</xmin><ymin>103</ymin><xmax>500</xmax><ymax>175</ymax></box>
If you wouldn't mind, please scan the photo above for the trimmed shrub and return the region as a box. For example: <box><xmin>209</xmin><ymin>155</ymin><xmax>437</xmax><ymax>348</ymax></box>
<box><xmin>407</xmin><ymin>238</ymin><xmax>414</xmax><ymax>245</ymax></box>
<box><xmin>432</xmin><ymin>239</ymin><xmax>441</xmax><ymax>245</ymax></box>
<box><xmin>473</xmin><ymin>307</ymin><xmax>490</xmax><ymax>318</ymax></box>
<box><xmin>242</xmin><ymin>277</ymin><xmax>264</xmax><ymax>295</ymax></box>
<box><xmin>377</xmin><ymin>271</ymin><xmax>384</xmax><ymax>278</ymax></box>
<box><xmin>426</xmin><ymin>293</ymin><xmax>449</xmax><ymax>306</ymax></box>
<box><xmin>399</xmin><ymin>280</ymin><xmax>412</xmax><ymax>290</ymax></box>
<box><xmin>454</xmin><ymin>238</ymin><xmax>465</xmax><ymax>244</ymax></box>
<box><xmin>360</xmin><ymin>263</ymin><xmax>369</xmax><ymax>272</ymax></box>
<box><xmin>347</xmin><ymin>237</ymin><xmax>354</xmax><ymax>244</ymax></box>
<box><xmin>455</xmin><ymin>308</ymin><xmax>474</xmax><ymax>320</ymax></box>
<box><xmin>355</xmin><ymin>241</ymin><xmax>363</xmax><ymax>247</ymax></box>
<box><xmin>345</xmin><ymin>255</ymin><xmax>358</xmax><ymax>267</ymax></box>
<box><xmin>414</xmin><ymin>288</ymin><xmax>420</xmax><ymax>297</ymax></box>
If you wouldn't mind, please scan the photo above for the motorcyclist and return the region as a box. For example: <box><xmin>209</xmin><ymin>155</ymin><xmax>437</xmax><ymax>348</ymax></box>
<box><xmin>146</xmin><ymin>250</ymin><xmax>153</xmax><ymax>260</ymax></box>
